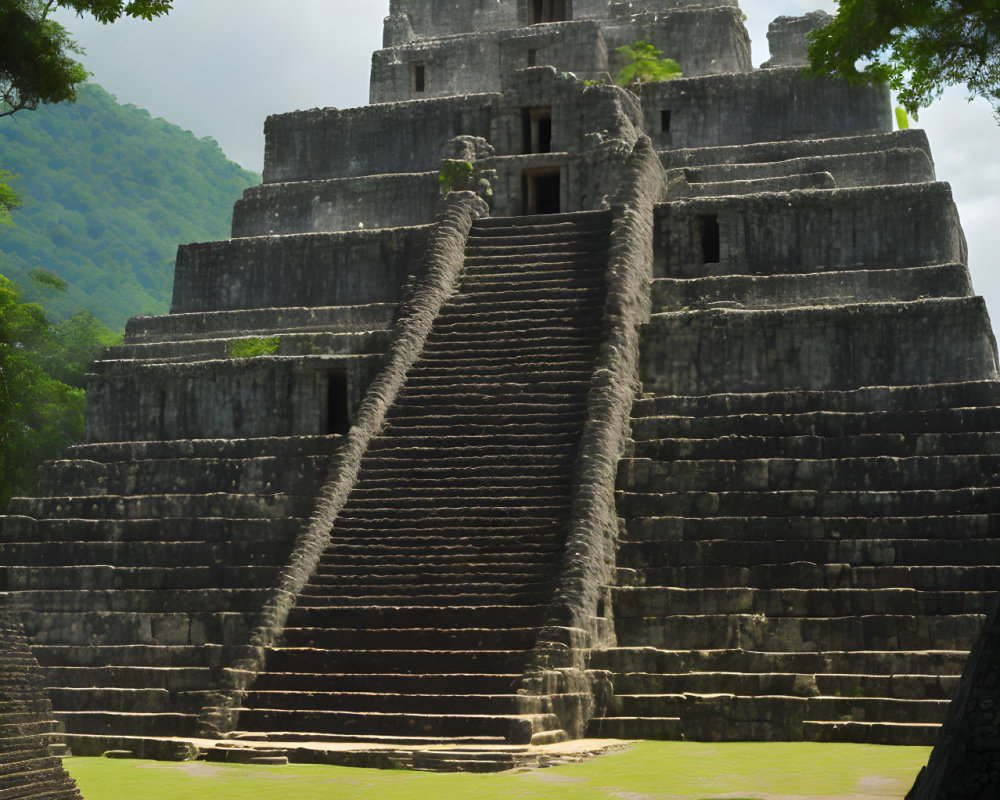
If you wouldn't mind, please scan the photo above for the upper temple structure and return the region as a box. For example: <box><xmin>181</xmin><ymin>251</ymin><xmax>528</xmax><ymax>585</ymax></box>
<box><xmin>1</xmin><ymin>0</ymin><xmax>998</xmax><ymax>775</ymax></box>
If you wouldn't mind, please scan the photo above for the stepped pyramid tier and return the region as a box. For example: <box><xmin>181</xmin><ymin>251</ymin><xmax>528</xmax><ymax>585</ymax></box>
<box><xmin>0</xmin><ymin>0</ymin><xmax>998</xmax><ymax>765</ymax></box>
<box><xmin>0</xmin><ymin>597</ymin><xmax>83</xmax><ymax>800</ymax></box>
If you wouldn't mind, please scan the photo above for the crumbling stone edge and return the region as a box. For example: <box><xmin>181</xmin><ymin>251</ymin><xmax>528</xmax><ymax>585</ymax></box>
<box><xmin>195</xmin><ymin>191</ymin><xmax>490</xmax><ymax>737</ymax></box>
<box><xmin>518</xmin><ymin>136</ymin><xmax>667</xmax><ymax>738</ymax></box>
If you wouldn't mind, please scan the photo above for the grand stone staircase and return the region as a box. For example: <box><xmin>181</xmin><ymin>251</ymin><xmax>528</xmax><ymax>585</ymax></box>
<box><xmin>588</xmin><ymin>135</ymin><xmax>1000</xmax><ymax>745</ymax></box>
<box><xmin>229</xmin><ymin>210</ymin><xmax>612</xmax><ymax>745</ymax></box>
<box><xmin>0</xmin><ymin>305</ymin><xmax>394</xmax><ymax>745</ymax></box>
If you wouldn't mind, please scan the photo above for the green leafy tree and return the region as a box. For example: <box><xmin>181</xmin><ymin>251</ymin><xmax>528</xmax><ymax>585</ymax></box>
<box><xmin>0</xmin><ymin>167</ymin><xmax>19</xmax><ymax>226</ymax></box>
<box><xmin>614</xmin><ymin>41</ymin><xmax>682</xmax><ymax>87</ymax></box>
<box><xmin>1</xmin><ymin>0</ymin><xmax>172</xmax><ymax>117</ymax></box>
<box><xmin>807</xmin><ymin>0</ymin><xmax>1000</xmax><ymax>120</ymax></box>
<box><xmin>0</xmin><ymin>272</ymin><xmax>117</xmax><ymax>507</ymax></box>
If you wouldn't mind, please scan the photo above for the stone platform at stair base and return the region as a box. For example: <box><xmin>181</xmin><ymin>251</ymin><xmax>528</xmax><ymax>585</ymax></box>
<box><xmin>59</xmin><ymin>734</ymin><xmax>631</xmax><ymax>773</ymax></box>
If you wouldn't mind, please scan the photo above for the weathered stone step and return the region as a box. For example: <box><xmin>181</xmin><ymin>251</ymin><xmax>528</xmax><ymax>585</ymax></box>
<box><xmin>668</xmin><ymin>147</ymin><xmax>934</xmax><ymax>188</ymax></box>
<box><xmin>405</xmin><ymin>362</ymin><xmax>594</xmax><ymax>380</ymax></box>
<box><xmin>5</xmin><ymin>565</ymin><xmax>278</xmax><ymax>591</ymax></box>
<box><xmin>358</xmin><ymin>453</ymin><xmax>575</xmax><ymax>472</ymax></box>
<box><xmin>618</xmin><ymin>455</ymin><xmax>1000</xmax><ymax>493</ymax></box>
<box><xmin>42</xmin><ymin>666</ymin><xmax>215</xmax><ymax>691</ymax></box>
<box><xmin>420</xmin><ymin>341</ymin><xmax>598</xmax><ymax>358</ymax></box>
<box><xmin>319</xmin><ymin>551</ymin><xmax>559</xmax><ymax>569</ymax></box>
<box><xmin>588</xmin><ymin>646</ymin><xmax>969</xmax><ymax>675</ymax></box>
<box><xmin>38</xmin><ymin>455</ymin><xmax>330</xmax><ymax>496</ymax></box>
<box><xmin>612</xmin><ymin>613</ymin><xmax>985</xmax><ymax>651</ymax></box>
<box><xmin>285</xmin><ymin>605</ymin><xmax>548</xmax><ymax>630</ymax></box>
<box><xmin>294</xmin><ymin>589</ymin><xmax>552</xmax><ymax>607</ymax></box>
<box><xmin>633</xmin><ymin>431</ymin><xmax>1000</xmax><ymax>461</ymax></box>
<box><xmin>461</xmin><ymin>255</ymin><xmax>606</xmax><ymax>272</ymax></box>
<box><xmin>608</xmin><ymin>671</ymin><xmax>960</xmax><ymax>700</ymax></box>
<box><xmin>328</xmin><ymin>520</ymin><xmax>565</xmax><ymax>538</ymax></box>
<box><xmin>279</xmin><ymin>627</ymin><xmax>538</xmax><ymax>651</ymax></box>
<box><xmin>638</xmin><ymin>563</ymin><xmax>1000</xmax><ymax>591</ymax></box>
<box><xmin>54</xmin><ymin>710</ymin><xmax>196</xmax><ymax>737</ymax></box>
<box><xmin>611</xmin><ymin>587</ymin><xmax>993</xmax><ymax>618</ymax></box>
<box><xmin>633</xmin><ymin>382</ymin><xmax>1000</xmax><ymax>417</ymax></box>
<box><xmin>631</xmin><ymin>409</ymin><xmax>1000</xmax><ymax>441</ymax></box>
<box><xmin>403</xmin><ymin>374</ymin><xmax>593</xmax><ymax>392</ymax></box>
<box><xmin>803</xmin><ymin>720</ymin><xmax>940</xmax><ymax>745</ymax></box>
<box><xmin>232</xmin><ymin>708</ymin><xmax>556</xmax><ymax>744</ymax></box>
<box><xmin>617</xmin><ymin>538</ymin><xmax>1000</xmax><ymax>569</ymax></box>
<box><xmin>346</xmin><ymin>485</ymin><xmax>570</xmax><ymax>503</ymax></box>
<box><xmin>617</xmin><ymin>487</ymin><xmax>1000</xmax><ymax>518</ymax></box>
<box><xmin>350</xmin><ymin>475</ymin><xmax>573</xmax><ymax>494</ymax></box>
<box><xmin>466</xmin><ymin>226</ymin><xmax>609</xmax><ymax>245</ymax></box>
<box><xmin>264</xmin><ymin>648</ymin><xmax>531</xmax><ymax>675</ymax></box>
<box><xmin>335</xmin><ymin>505</ymin><xmax>570</xmax><ymax>522</ymax></box>
<box><xmin>382</xmin><ymin>414</ymin><xmax>586</xmax><ymax>432</ymax></box>
<box><xmin>680</xmin><ymin>171</ymin><xmax>835</xmax><ymax>197</ymax></box>
<box><xmin>622</xmin><ymin>514</ymin><xmax>1000</xmax><ymax>542</ymax></box>
<box><xmin>608</xmin><ymin>693</ymin><xmax>948</xmax><ymax>726</ymax></box>
<box><xmin>366</xmin><ymin>431</ymin><xmax>579</xmax><ymax>449</ymax></box>
<box><xmin>66</xmin><ymin>435</ymin><xmax>342</xmax><ymax>462</ymax></box>
<box><xmin>0</xmin><ymin>539</ymin><xmax>292</xmax><ymax>567</ymax></box>
<box><xmin>658</xmin><ymin>130</ymin><xmax>930</xmax><ymax>170</ymax></box>
<box><xmin>45</xmin><ymin>686</ymin><xmax>207</xmax><ymax>714</ymax></box>
<box><xmin>306</xmin><ymin>572</ymin><xmax>554</xmax><ymax>590</ymax></box>
<box><xmin>242</xmin><ymin>691</ymin><xmax>542</xmax><ymax>715</ymax></box>
<box><xmin>250</xmin><ymin>672</ymin><xmax>520</xmax><ymax>694</ymax></box>
<box><xmin>6</xmin><ymin>493</ymin><xmax>312</xmax><ymax>520</ymax></box>
<box><xmin>473</xmin><ymin>210</ymin><xmax>610</xmax><ymax>230</ymax></box>
<box><xmin>20</xmin><ymin>610</ymin><xmax>251</xmax><ymax>647</ymax></box>
<box><xmin>104</xmin><ymin>330</ymin><xmax>390</xmax><ymax>363</ymax></box>
<box><xmin>32</xmin><ymin>644</ymin><xmax>235</xmax><ymax>668</ymax></box>
<box><xmin>425</xmin><ymin>318</ymin><xmax>600</xmax><ymax>337</ymax></box>
<box><xmin>653</xmin><ymin>264</ymin><xmax>971</xmax><ymax>313</ymax></box>
<box><xmin>588</xmin><ymin>716</ymin><xmax>683</xmax><ymax>739</ymax></box>
<box><xmin>124</xmin><ymin>304</ymin><xmax>396</xmax><ymax>343</ymax></box>
<box><xmin>0</xmin><ymin>516</ymin><xmax>300</xmax><ymax>546</ymax></box>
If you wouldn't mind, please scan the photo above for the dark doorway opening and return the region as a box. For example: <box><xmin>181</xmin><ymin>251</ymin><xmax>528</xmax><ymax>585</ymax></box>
<box><xmin>326</xmin><ymin>371</ymin><xmax>350</xmax><ymax>435</ymax></box>
<box><xmin>529</xmin><ymin>0</ymin><xmax>568</xmax><ymax>23</ymax></box>
<box><xmin>522</xmin><ymin>107</ymin><xmax>553</xmax><ymax>154</ymax></box>
<box><xmin>698</xmin><ymin>214</ymin><xmax>721</xmax><ymax>264</ymax></box>
<box><xmin>523</xmin><ymin>168</ymin><xmax>561</xmax><ymax>215</ymax></box>
<box><xmin>412</xmin><ymin>63</ymin><xmax>426</xmax><ymax>93</ymax></box>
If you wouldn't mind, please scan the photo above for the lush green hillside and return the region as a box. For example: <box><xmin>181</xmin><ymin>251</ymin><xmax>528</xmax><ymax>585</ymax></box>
<box><xmin>0</xmin><ymin>83</ymin><xmax>260</xmax><ymax>330</ymax></box>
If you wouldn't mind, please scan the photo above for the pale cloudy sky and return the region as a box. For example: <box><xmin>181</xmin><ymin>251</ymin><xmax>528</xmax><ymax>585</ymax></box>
<box><xmin>53</xmin><ymin>1</ymin><xmax>1000</xmax><ymax>335</ymax></box>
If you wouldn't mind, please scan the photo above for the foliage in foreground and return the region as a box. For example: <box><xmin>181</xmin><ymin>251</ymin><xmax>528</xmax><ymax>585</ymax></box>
<box><xmin>807</xmin><ymin>0</ymin><xmax>1000</xmax><ymax>120</ymax></box>
<box><xmin>0</xmin><ymin>0</ymin><xmax>172</xmax><ymax>118</ymax></box>
<box><xmin>0</xmin><ymin>272</ymin><xmax>118</xmax><ymax>507</ymax></box>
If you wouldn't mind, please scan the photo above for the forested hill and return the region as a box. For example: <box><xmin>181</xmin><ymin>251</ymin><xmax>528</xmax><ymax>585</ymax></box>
<box><xmin>0</xmin><ymin>83</ymin><xmax>260</xmax><ymax>330</ymax></box>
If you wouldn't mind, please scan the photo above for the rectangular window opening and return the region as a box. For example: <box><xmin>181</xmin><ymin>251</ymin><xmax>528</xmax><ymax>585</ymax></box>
<box><xmin>412</xmin><ymin>63</ymin><xmax>426</xmax><ymax>93</ymax></box>
<box><xmin>529</xmin><ymin>0</ymin><xmax>569</xmax><ymax>24</ymax></box>
<box><xmin>661</xmin><ymin>109</ymin><xmax>672</xmax><ymax>133</ymax></box>
<box><xmin>527</xmin><ymin>48</ymin><xmax>538</xmax><ymax>67</ymax></box>
<box><xmin>522</xmin><ymin>107</ymin><xmax>553</xmax><ymax>154</ymax></box>
<box><xmin>698</xmin><ymin>214</ymin><xmax>721</xmax><ymax>264</ymax></box>
<box><xmin>326</xmin><ymin>371</ymin><xmax>351</xmax><ymax>436</ymax></box>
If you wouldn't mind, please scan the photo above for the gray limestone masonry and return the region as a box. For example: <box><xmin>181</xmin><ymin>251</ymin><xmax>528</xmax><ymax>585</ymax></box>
<box><xmin>1</xmin><ymin>0</ymin><xmax>999</xmax><ymax>768</ymax></box>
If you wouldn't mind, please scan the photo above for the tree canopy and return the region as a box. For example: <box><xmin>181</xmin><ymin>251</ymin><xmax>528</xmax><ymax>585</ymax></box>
<box><xmin>807</xmin><ymin>0</ymin><xmax>1000</xmax><ymax>120</ymax></box>
<box><xmin>0</xmin><ymin>0</ymin><xmax>172</xmax><ymax>117</ymax></box>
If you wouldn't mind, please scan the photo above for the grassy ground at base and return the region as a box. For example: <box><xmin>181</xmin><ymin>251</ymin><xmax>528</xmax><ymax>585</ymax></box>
<box><xmin>65</xmin><ymin>741</ymin><xmax>930</xmax><ymax>800</ymax></box>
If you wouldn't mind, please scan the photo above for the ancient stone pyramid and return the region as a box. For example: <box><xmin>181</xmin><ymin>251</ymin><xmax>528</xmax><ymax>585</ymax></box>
<box><xmin>0</xmin><ymin>598</ymin><xmax>82</xmax><ymax>799</ymax></box>
<box><xmin>1</xmin><ymin>0</ymin><xmax>998</xmax><ymax>764</ymax></box>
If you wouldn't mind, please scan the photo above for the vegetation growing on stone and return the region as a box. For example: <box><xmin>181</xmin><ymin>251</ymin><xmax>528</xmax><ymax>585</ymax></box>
<box><xmin>614</xmin><ymin>41</ymin><xmax>682</xmax><ymax>87</ymax></box>
<box><xmin>229</xmin><ymin>336</ymin><xmax>281</xmax><ymax>358</ymax></box>
<box><xmin>438</xmin><ymin>159</ymin><xmax>474</xmax><ymax>197</ymax></box>
<box><xmin>0</xmin><ymin>83</ymin><xmax>260</xmax><ymax>329</ymax></box>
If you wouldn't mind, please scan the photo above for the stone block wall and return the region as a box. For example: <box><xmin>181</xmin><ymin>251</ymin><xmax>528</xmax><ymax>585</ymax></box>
<box><xmin>653</xmin><ymin>183</ymin><xmax>965</xmax><ymax>279</ymax></box>
<box><xmin>641</xmin><ymin>68</ymin><xmax>892</xmax><ymax>149</ymax></box>
<box><xmin>171</xmin><ymin>227</ymin><xmax>429</xmax><ymax>312</ymax></box>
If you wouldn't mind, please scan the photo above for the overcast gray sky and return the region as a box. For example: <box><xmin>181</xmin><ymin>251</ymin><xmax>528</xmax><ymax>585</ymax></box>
<box><xmin>53</xmin><ymin>1</ymin><xmax>1000</xmax><ymax>336</ymax></box>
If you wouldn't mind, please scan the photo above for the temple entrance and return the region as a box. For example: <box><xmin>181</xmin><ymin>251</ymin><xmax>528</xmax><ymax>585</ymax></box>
<box><xmin>522</xmin><ymin>168</ymin><xmax>561</xmax><ymax>215</ymax></box>
<box><xmin>529</xmin><ymin>0</ymin><xmax>569</xmax><ymax>23</ymax></box>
